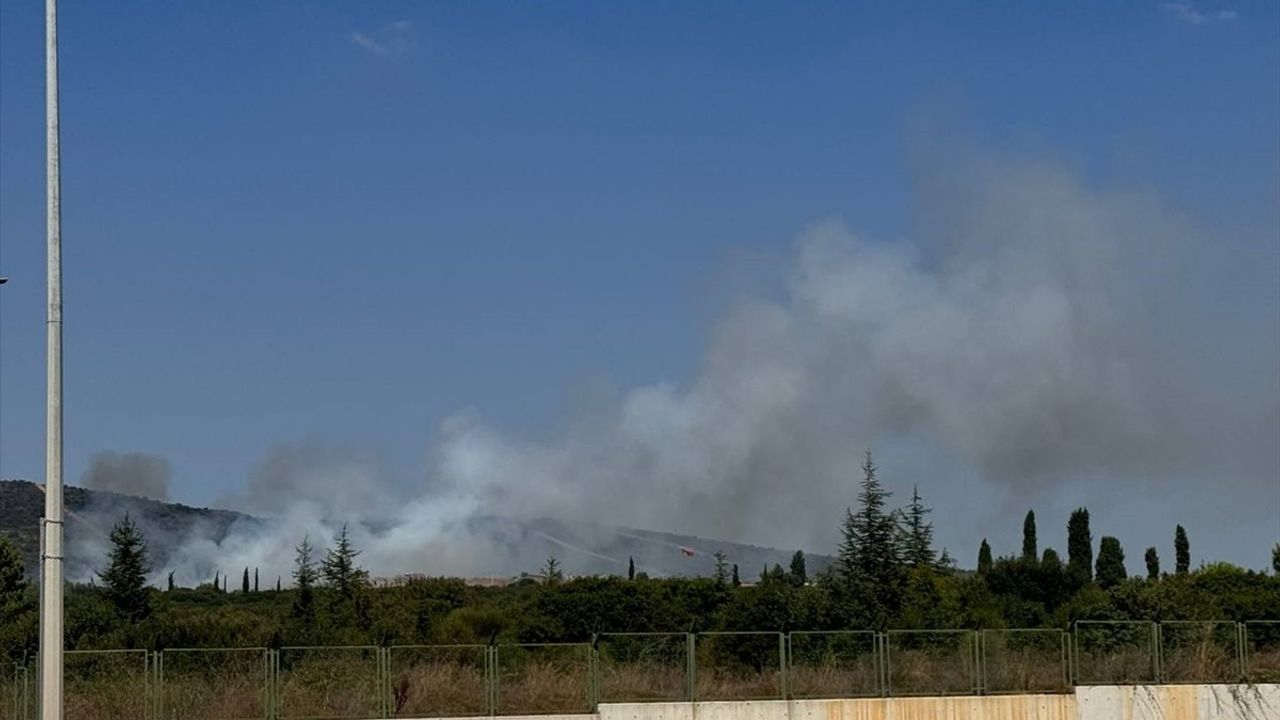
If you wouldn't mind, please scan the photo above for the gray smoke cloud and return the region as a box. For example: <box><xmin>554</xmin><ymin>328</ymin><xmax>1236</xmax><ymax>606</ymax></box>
<box><xmin>155</xmin><ymin>142</ymin><xmax>1277</xmax><ymax>583</ymax></box>
<box><xmin>81</xmin><ymin>451</ymin><xmax>171</xmax><ymax>501</ymax></box>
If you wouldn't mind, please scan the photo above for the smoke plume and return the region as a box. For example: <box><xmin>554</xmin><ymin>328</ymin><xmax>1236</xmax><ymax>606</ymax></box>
<box><xmin>136</xmin><ymin>143</ymin><xmax>1279</xmax><ymax>584</ymax></box>
<box><xmin>81</xmin><ymin>451</ymin><xmax>171</xmax><ymax>501</ymax></box>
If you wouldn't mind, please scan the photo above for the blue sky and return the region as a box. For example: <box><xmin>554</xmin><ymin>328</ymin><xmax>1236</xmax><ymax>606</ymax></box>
<box><xmin>1</xmin><ymin>2</ymin><xmax>1277</xmax><ymax>568</ymax></box>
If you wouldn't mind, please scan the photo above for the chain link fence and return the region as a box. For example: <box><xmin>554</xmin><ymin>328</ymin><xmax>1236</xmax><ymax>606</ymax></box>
<box><xmin>5</xmin><ymin>621</ymin><xmax>1278</xmax><ymax>718</ymax></box>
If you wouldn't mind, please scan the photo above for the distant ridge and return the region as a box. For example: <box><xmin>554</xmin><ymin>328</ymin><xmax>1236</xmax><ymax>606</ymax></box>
<box><xmin>0</xmin><ymin>478</ymin><xmax>832</xmax><ymax>580</ymax></box>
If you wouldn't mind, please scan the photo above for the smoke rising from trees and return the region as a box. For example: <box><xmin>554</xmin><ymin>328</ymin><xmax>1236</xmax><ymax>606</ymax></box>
<box><xmin>77</xmin><ymin>142</ymin><xmax>1278</xmax><ymax>585</ymax></box>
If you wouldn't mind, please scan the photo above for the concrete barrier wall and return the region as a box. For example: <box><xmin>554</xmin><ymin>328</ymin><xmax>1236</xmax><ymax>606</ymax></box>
<box><xmin>399</xmin><ymin>686</ymin><xmax>1280</xmax><ymax>720</ymax></box>
<box><xmin>599</xmin><ymin>696</ymin><xmax>1077</xmax><ymax>720</ymax></box>
<box><xmin>595</xmin><ymin>685</ymin><xmax>1278</xmax><ymax>720</ymax></box>
<box><xmin>1076</xmin><ymin>685</ymin><xmax>1278</xmax><ymax>720</ymax></box>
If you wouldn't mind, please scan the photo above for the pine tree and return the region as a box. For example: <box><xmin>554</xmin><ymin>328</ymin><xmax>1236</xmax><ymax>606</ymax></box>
<box><xmin>731</xmin><ymin>563</ymin><xmax>740</xmax><ymax>587</ymax></box>
<box><xmin>166</xmin><ymin>570</ymin><xmax>175</xmax><ymax>592</ymax></box>
<box><xmin>838</xmin><ymin>451</ymin><xmax>900</xmax><ymax>583</ymax></box>
<box><xmin>292</xmin><ymin>535</ymin><xmax>318</xmax><ymax>621</ymax></box>
<box><xmin>1144</xmin><ymin>547</ymin><xmax>1160</xmax><ymax>580</ymax></box>
<box><xmin>322</xmin><ymin>524</ymin><xmax>370</xmax><ymax>594</ymax></box>
<box><xmin>1096</xmin><ymin>536</ymin><xmax>1127</xmax><ymax>589</ymax></box>
<box><xmin>1022</xmin><ymin>510</ymin><xmax>1038</xmax><ymax>561</ymax></box>
<box><xmin>789</xmin><ymin>550</ymin><xmax>808</xmax><ymax>586</ymax></box>
<box><xmin>977</xmin><ymin>539</ymin><xmax>993</xmax><ymax>575</ymax></box>
<box><xmin>541</xmin><ymin>556</ymin><xmax>563</xmax><ymax>585</ymax></box>
<box><xmin>628</xmin><ymin>557</ymin><xmax>635</xmax><ymax>581</ymax></box>
<box><xmin>936</xmin><ymin>547</ymin><xmax>955</xmax><ymax>573</ymax></box>
<box><xmin>900</xmin><ymin>485</ymin><xmax>937</xmax><ymax>568</ymax></box>
<box><xmin>713</xmin><ymin>552</ymin><xmax>730</xmax><ymax>585</ymax></box>
<box><xmin>242</xmin><ymin>567</ymin><xmax>250</xmax><ymax>593</ymax></box>
<box><xmin>1175</xmin><ymin>525</ymin><xmax>1190</xmax><ymax>575</ymax></box>
<box><xmin>1067</xmin><ymin>508</ymin><xmax>1093</xmax><ymax>582</ymax></box>
<box><xmin>98</xmin><ymin>514</ymin><xmax>152</xmax><ymax>622</ymax></box>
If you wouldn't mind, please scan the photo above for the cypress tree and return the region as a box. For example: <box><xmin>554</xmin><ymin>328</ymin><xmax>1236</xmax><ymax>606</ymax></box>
<box><xmin>242</xmin><ymin>567</ymin><xmax>250</xmax><ymax>593</ymax></box>
<box><xmin>99</xmin><ymin>515</ymin><xmax>152</xmax><ymax>622</ymax></box>
<box><xmin>628</xmin><ymin>556</ymin><xmax>635</xmax><ymax>581</ymax></box>
<box><xmin>276</xmin><ymin>577</ymin><xmax>282</xmax><ymax>593</ymax></box>
<box><xmin>1067</xmin><ymin>508</ymin><xmax>1093</xmax><ymax>582</ymax></box>
<box><xmin>1175</xmin><ymin>525</ymin><xmax>1190</xmax><ymax>575</ymax></box>
<box><xmin>1273</xmin><ymin>543</ymin><xmax>1280</xmax><ymax>575</ymax></box>
<box><xmin>1144</xmin><ymin>547</ymin><xmax>1160</xmax><ymax>580</ymax></box>
<box><xmin>1022</xmin><ymin>510</ymin><xmax>1038</xmax><ymax>561</ymax></box>
<box><xmin>731</xmin><ymin>563</ymin><xmax>740</xmax><ymax>587</ymax></box>
<box><xmin>977</xmin><ymin>539</ymin><xmax>993</xmax><ymax>575</ymax></box>
<box><xmin>222</xmin><ymin>576</ymin><xmax>228</xmax><ymax>593</ymax></box>
<box><xmin>1096</xmin><ymin>536</ymin><xmax>1127</xmax><ymax>589</ymax></box>
<box><xmin>166</xmin><ymin>570</ymin><xmax>175</xmax><ymax>592</ymax></box>
<box><xmin>254</xmin><ymin>568</ymin><xmax>259</xmax><ymax>593</ymax></box>
<box><xmin>213</xmin><ymin>570</ymin><xmax>219</xmax><ymax>591</ymax></box>
<box><xmin>790</xmin><ymin>550</ymin><xmax>808</xmax><ymax>585</ymax></box>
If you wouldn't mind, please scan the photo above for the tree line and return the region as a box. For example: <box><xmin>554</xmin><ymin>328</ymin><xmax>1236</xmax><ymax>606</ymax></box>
<box><xmin>1</xmin><ymin>452</ymin><xmax>1277</xmax><ymax>662</ymax></box>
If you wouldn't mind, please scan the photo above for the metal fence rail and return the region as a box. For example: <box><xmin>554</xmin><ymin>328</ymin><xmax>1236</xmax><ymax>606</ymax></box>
<box><xmin>5</xmin><ymin>621</ymin><xmax>1278</xmax><ymax>718</ymax></box>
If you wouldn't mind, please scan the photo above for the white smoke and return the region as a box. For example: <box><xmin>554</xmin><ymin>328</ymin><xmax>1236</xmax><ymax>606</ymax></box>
<box><xmin>153</xmin><ymin>143</ymin><xmax>1277</xmax><ymax>583</ymax></box>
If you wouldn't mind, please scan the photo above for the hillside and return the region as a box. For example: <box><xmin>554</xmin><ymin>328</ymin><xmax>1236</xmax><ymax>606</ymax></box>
<box><xmin>0</xmin><ymin>479</ymin><xmax>252</xmax><ymax>580</ymax></box>
<box><xmin>0</xmin><ymin>479</ymin><xmax>831</xmax><ymax>580</ymax></box>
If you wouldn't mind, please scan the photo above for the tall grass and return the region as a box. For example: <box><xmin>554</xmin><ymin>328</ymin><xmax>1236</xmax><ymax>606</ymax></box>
<box><xmin>981</xmin><ymin>631</ymin><xmax>1067</xmax><ymax>693</ymax></box>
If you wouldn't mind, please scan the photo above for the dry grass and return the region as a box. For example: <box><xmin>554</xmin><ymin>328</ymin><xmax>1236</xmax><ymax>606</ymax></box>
<box><xmin>598</xmin><ymin>664</ymin><xmax>686</xmax><ymax>703</ymax></box>
<box><xmin>787</xmin><ymin>664</ymin><xmax>877</xmax><ymax>699</ymax></box>
<box><xmin>886</xmin><ymin>648</ymin><xmax>973</xmax><ymax>696</ymax></box>
<box><xmin>160</xmin><ymin>650</ymin><xmax>268</xmax><ymax>720</ymax></box>
<box><xmin>496</xmin><ymin>659</ymin><xmax>590</xmax><ymax>715</ymax></box>
<box><xmin>1245</xmin><ymin>625</ymin><xmax>1280</xmax><ymax>683</ymax></box>
<box><xmin>277</xmin><ymin>651</ymin><xmax>381</xmax><ymax>720</ymax></box>
<box><xmin>389</xmin><ymin>657</ymin><xmax>487</xmax><ymax>717</ymax></box>
<box><xmin>1075</xmin><ymin>646</ymin><xmax>1157</xmax><ymax>685</ymax></box>
<box><xmin>1160</xmin><ymin>624</ymin><xmax>1241</xmax><ymax>684</ymax></box>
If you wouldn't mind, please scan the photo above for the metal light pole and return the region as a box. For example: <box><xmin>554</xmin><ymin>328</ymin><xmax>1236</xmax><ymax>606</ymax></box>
<box><xmin>40</xmin><ymin>0</ymin><xmax>65</xmax><ymax>716</ymax></box>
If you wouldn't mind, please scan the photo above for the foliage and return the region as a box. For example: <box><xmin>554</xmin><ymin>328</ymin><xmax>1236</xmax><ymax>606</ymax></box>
<box><xmin>898</xmin><ymin>485</ymin><xmax>937</xmax><ymax>569</ymax></box>
<box><xmin>1022</xmin><ymin>510</ymin><xmax>1037</xmax><ymax>561</ymax></box>
<box><xmin>541</xmin><ymin>556</ymin><xmax>564</xmax><ymax>585</ymax></box>
<box><xmin>1144</xmin><ymin>548</ymin><xmax>1160</xmax><ymax>580</ymax></box>
<box><xmin>789</xmin><ymin>551</ymin><xmax>807</xmax><ymax>586</ymax></box>
<box><xmin>838</xmin><ymin>451</ymin><xmax>902</xmax><ymax>623</ymax></box>
<box><xmin>977</xmin><ymin>539</ymin><xmax>993</xmax><ymax>575</ymax></box>
<box><xmin>712</xmin><ymin>552</ymin><xmax>729</xmax><ymax>585</ymax></box>
<box><xmin>1096</xmin><ymin>536</ymin><xmax>1127</xmax><ymax>589</ymax></box>
<box><xmin>98</xmin><ymin>514</ymin><xmax>152</xmax><ymax>622</ymax></box>
<box><xmin>1175</xmin><ymin>525</ymin><xmax>1190</xmax><ymax>575</ymax></box>
<box><xmin>1067</xmin><ymin>508</ymin><xmax>1093</xmax><ymax>583</ymax></box>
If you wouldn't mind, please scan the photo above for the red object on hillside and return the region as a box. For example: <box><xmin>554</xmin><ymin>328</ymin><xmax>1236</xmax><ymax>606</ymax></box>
<box><xmin>679</xmin><ymin>547</ymin><xmax>696</xmax><ymax>557</ymax></box>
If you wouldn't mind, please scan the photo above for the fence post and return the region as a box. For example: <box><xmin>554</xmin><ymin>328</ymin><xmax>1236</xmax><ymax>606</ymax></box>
<box><xmin>1152</xmin><ymin>622</ymin><xmax>1162</xmax><ymax>684</ymax></box>
<box><xmin>975</xmin><ymin>631</ymin><xmax>984</xmax><ymax>696</ymax></box>
<box><xmin>486</xmin><ymin>645</ymin><xmax>497</xmax><ymax>717</ymax></box>
<box><xmin>686</xmin><ymin>634</ymin><xmax>696</xmax><ymax>702</ymax></box>
<box><xmin>777</xmin><ymin>633</ymin><xmax>787</xmax><ymax>700</ymax></box>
